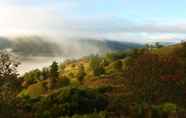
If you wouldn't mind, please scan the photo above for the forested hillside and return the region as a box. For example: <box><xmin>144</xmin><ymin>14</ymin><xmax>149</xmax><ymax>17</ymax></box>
<box><xmin>0</xmin><ymin>41</ymin><xmax>185</xmax><ymax>117</ymax></box>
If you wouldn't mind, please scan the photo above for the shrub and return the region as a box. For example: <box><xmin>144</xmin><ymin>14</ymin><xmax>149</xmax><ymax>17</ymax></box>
<box><xmin>23</xmin><ymin>69</ymin><xmax>43</xmax><ymax>85</ymax></box>
<box><xmin>105</xmin><ymin>51</ymin><xmax>127</xmax><ymax>62</ymax></box>
<box><xmin>35</xmin><ymin>87</ymin><xmax>108</xmax><ymax>117</ymax></box>
<box><xmin>60</xmin><ymin>111</ymin><xmax>108</xmax><ymax>118</ymax></box>
<box><xmin>58</xmin><ymin>77</ymin><xmax>70</xmax><ymax>87</ymax></box>
<box><xmin>89</xmin><ymin>55</ymin><xmax>105</xmax><ymax>76</ymax></box>
<box><xmin>26</xmin><ymin>82</ymin><xmax>47</xmax><ymax>97</ymax></box>
<box><xmin>77</xmin><ymin>64</ymin><xmax>86</xmax><ymax>82</ymax></box>
<box><xmin>161</xmin><ymin>103</ymin><xmax>177</xmax><ymax>113</ymax></box>
<box><xmin>95</xmin><ymin>85</ymin><xmax>112</xmax><ymax>93</ymax></box>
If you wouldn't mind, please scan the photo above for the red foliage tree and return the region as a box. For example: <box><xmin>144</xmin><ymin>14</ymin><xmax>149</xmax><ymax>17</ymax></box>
<box><xmin>124</xmin><ymin>51</ymin><xmax>186</xmax><ymax>105</ymax></box>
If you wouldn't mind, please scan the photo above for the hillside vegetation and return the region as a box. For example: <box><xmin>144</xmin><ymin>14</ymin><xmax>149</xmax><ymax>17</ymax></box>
<box><xmin>0</xmin><ymin>41</ymin><xmax>186</xmax><ymax>118</ymax></box>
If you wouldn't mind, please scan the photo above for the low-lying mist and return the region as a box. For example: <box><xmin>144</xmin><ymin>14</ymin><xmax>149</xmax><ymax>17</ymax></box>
<box><xmin>0</xmin><ymin>36</ymin><xmax>143</xmax><ymax>74</ymax></box>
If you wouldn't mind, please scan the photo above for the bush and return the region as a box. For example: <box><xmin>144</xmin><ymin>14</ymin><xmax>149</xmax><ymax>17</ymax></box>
<box><xmin>23</xmin><ymin>69</ymin><xmax>43</xmax><ymax>85</ymax></box>
<box><xmin>60</xmin><ymin>111</ymin><xmax>108</xmax><ymax>118</ymax></box>
<box><xmin>35</xmin><ymin>87</ymin><xmax>108</xmax><ymax>117</ymax></box>
<box><xmin>95</xmin><ymin>85</ymin><xmax>112</xmax><ymax>93</ymax></box>
<box><xmin>77</xmin><ymin>64</ymin><xmax>86</xmax><ymax>82</ymax></box>
<box><xmin>105</xmin><ymin>51</ymin><xmax>127</xmax><ymax>62</ymax></box>
<box><xmin>106</xmin><ymin>60</ymin><xmax>123</xmax><ymax>74</ymax></box>
<box><xmin>161</xmin><ymin>103</ymin><xmax>177</xmax><ymax>113</ymax></box>
<box><xmin>89</xmin><ymin>55</ymin><xmax>105</xmax><ymax>76</ymax></box>
<box><xmin>58</xmin><ymin>77</ymin><xmax>70</xmax><ymax>87</ymax></box>
<box><xmin>26</xmin><ymin>82</ymin><xmax>47</xmax><ymax>97</ymax></box>
<box><xmin>107</xmin><ymin>96</ymin><xmax>129</xmax><ymax>117</ymax></box>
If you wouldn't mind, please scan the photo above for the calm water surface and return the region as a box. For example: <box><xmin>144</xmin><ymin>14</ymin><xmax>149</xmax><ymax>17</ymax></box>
<box><xmin>17</xmin><ymin>56</ymin><xmax>64</xmax><ymax>75</ymax></box>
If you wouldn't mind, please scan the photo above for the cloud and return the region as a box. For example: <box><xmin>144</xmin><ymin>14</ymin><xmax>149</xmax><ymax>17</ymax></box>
<box><xmin>103</xmin><ymin>32</ymin><xmax>185</xmax><ymax>43</ymax></box>
<box><xmin>0</xmin><ymin>0</ymin><xmax>185</xmax><ymax>43</ymax></box>
<box><xmin>0</xmin><ymin>0</ymin><xmax>58</xmax><ymax>6</ymax></box>
<box><xmin>0</xmin><ymin>4</ymin><xmax>64</xmax><ymax>36</ymax></box>
<box><xmin>61</xmin><ymin>17</ymin><xmax>186</xmax><ymax>43</ymax></box>
<box><xmin>63</xmin><ymin>17</ymin><xmax>186</xmax><ymax>34</ymax></box>
<box><xmin>0</xmin><ymin>0</ymin><xmax>81</xmax><ymax>36</ymax></box>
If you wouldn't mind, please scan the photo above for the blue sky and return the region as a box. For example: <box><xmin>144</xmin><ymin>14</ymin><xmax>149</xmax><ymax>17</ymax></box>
<box><xmin>0</xmin><ymin>0</ymin><xmax>186</xmax><ymax>43</ymax></box>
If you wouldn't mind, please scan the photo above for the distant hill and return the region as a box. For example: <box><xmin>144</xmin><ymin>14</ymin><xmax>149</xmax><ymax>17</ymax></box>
<box><xmin>11</xmin><ymin>36</ymin><xmax>61</xmax><ymax>57</ymax></box>
<box><xmin>59</xmin><ymin>39</ymin><xmax>144</xmax><ymax>58</ymax></box>
<box><xmin>0</xmin><ymin>36</ymin><xmax>143</xmax><ymax>58</ymax></box>
<box><xmin>76</xmin><ymin>39</ymin><xmax>143</xmax><ymax>51</ymax></box>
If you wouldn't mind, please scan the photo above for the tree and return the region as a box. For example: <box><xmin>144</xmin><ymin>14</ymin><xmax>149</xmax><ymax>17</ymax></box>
<box><xmin>50</xmin><ymin>61</ymin><xmax>59</xmax><ymax>79</ymax></box>
<box><xmin>23</xmin><ymin>69</ymin><xmax>42</xmax><ymax>86</ymax></box>
<box><xmin>77</xmin><ymin>64</ymin><xmax>86</xmax><ymax>82</ymax></box>
<box><xmin>48</xmin><ymin>61</ymin><xmax>59</xmax><ymax>90</ymax></box>
<box><xmin>0</xmin><ymin>50</ymin><xmax>21</xmax><ymax>117</ymax></box>
<box><xmin>89</xmin><ymin>55</ymin><xmax>105</xmax><ymax>76</ymax></box>
<box><xmin>155</xmin><ymin>42</ymin><xmax>163</xmax><ymax>48</ymax></box>
<box><xmin>0</xmin><ymin>50</ymin><xmax>20</xmax><ymax>91</ymax></box>
<box><xmin>105</xmin><ymin>51</ymin><xmax>127</xmax><ymax>62</ymax></box>
<box><xmin>42</xmin><ymin>67</ymin><xmax>50</xmax><ymax>80</ymax></box>
<box><xmin>124</xmin><ymin>52</ymin><xmax>185</xmax><ymax>104</ymax></box>
<box><xmin>113</xmin><ymin>60</ymin><xmax>123</xmax><ymax>71</ymax></box>
<box><xmin>35</xmin><ymin>87</ymin><xmax>107</xmax><ymax>117</ymax></box>
<box><xmin>0</xmin><ymin>51</ymin><xmax>19</xmax><ymax>80</ymax></box>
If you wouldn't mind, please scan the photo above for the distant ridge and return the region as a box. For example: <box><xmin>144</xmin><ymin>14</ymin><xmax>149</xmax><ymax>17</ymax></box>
<box><xmin>0</xmin><ymin>36</ymin><xmax>143</xmax><ymax>57</ymax></box>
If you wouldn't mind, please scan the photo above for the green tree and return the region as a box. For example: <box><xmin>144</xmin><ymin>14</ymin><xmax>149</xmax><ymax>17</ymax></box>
<box><xmin>112</xmin><ymin>60</ymin><xmax>123</xmax><ymax>71</ymax></box>
<box><xmin>77</xmin><ymin>64</ymin><xmax>86</xmax><ymax>82</ymax></box>
<box><xmin>48</xmin><ymin>61</ymin><xmax>59</xmax><ymax>90</ymax></box>
<box><xmin>50</xmin><ymin>61</ymin><xmax>59</xmax><ymax>79</ymax></box>
<box><xmin>23</xmin><ymin>69</ymin><xmax>44</xmax><ymax>88</ymax></box>
<box><xmin>89</xmin><ymin>55</ymin><xmax>105</xmax><ymax>76</ymax></box>
<box><xmin>35</xmin><ymin>87</ymin><xmax>107</xmax><ymax>117</ymax></box>
<box><xmin>0</xmin><ymin>50</ymin><xmax>21</xmax><ymax>117</ymax></box>
<box><xmin>155</xmin><ymin>42</ymin><xmax>163</xmax><ymax>48</ymax></box>
<box><xmin>42</xmin><ymin>67</ymin><xmax>50</xmax><ymax>80</ymax></box>
<box><xmin>0</xmin><ymin>51</ymin><xmax>20</xmax><ymax>80</ymax></box>
<box><xmin>105</xmin><ymin>51</ymin><xmax>127</xmax><ymax>62</ymax></box>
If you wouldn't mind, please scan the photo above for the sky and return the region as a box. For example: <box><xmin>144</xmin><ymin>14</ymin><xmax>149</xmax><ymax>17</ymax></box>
<box><xmin>0</xmin><ymin>0</ymin><xmax>186</xmax><ymax>43</ymax></box>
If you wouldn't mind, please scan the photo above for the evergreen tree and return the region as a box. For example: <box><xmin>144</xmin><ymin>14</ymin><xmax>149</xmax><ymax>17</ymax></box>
<box><xmin>77</xmin><ymin>64</ymin><xmax>86</xmax><ymax>82</ymax></box>
<box><xmin>48</xmin><ymin>61</ymin><xmax>59</xmax><ymax>90</ymax></box>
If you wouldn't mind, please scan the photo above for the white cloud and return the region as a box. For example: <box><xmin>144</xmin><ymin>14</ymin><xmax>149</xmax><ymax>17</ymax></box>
<box><xmin>103</xmin><ymin>32</ymin><xmax>186</xmax><ymax>43</ymax></box>
<box><xmin>0</xmin><ymin>0</ymin><xmax>185</xmax><ymax>43</ymax></box>
<box><xmin>0</xmin><ymin>4</ymin><xmax>64</xmax><ymax>36</ymax></box>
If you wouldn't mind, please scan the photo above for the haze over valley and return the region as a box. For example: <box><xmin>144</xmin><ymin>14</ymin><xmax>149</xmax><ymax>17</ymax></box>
<box><xmin>0</xmin><ymin>36</ymin><xmax>144</xmax><ymax>74</ymax></box>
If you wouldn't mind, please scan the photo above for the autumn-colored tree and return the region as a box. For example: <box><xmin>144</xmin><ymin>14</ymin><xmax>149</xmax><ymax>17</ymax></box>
<box><xmin>124</xmin><ymin>52</ymin><xmax>185</xmax><ymax>104</ymax></box>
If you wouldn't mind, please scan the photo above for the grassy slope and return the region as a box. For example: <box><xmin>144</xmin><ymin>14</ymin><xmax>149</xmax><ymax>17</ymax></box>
<box><xmin>154</xmin><ymin>44</ymin><xmax>182</xmax><ymax>55</ymax></box>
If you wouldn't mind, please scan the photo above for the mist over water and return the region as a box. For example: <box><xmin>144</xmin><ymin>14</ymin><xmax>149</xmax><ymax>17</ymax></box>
<box><xmin>14</xmin><ymin>38</ymin><xmax>106</xmax><ymax>74</ymax></box>
<box><xmin>17</xmin><ymin>56</ymin><xmax>65</xmax><ymax>75</ymax></box>
<box><xmin>0</xmin><ymin>36</ymin><xmax>143</xmax><ymax>74</ymax></box>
